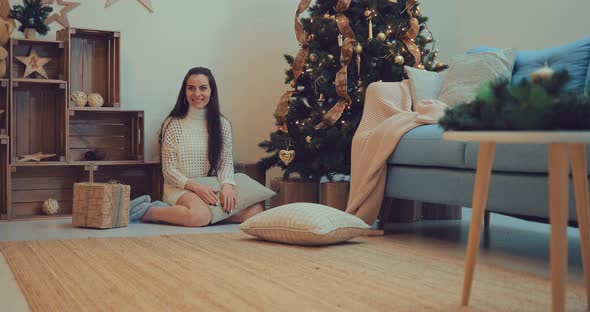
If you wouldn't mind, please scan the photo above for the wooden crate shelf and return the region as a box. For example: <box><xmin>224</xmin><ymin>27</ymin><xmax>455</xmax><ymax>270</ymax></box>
<box><xmin>10</xmin><ymin>82</ymin><xmax>67</xmax><ymax>163</ymax></box>
<box><xmin>0</xmin><ymin>79</ymin><xmax>7</xmax><ymax>135</ymax></box>
<box><xmin>91</xmin><ymin>163</ymin><xmax>162</xmax><ymax>203</ymax></box>
<box><xmin>8</xmin><ymin>165</ymin><xmax>88</xmax><ymax>220</ymax></box>
<box><xmin>10</xmin><ymin>38</ymin><xmax>66</xmax><ymax>81</ymax></box>
<box><xmin>57</xmin><ymin>28</ymin><xmax>120</xmax><ymax>108</ymax></box>
<box><xmin>68</xmin><ymin>110</ymin><xmax>144</xmax><ymax>162</ymax></box>
<box><xmin>0</xmin><ymin>137</ymin><xmax>7</xmax><ymax>220</ymax></box>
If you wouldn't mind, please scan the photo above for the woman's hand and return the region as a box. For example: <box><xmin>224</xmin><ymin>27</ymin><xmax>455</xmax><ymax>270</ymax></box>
<box><xmin>219</xmin><ymin>184</ymin><xmax>237</xmax><ymax>213</ymax></box>
<box><xmin>187</xmin><ymin>181</ymin><xmax>219</xmax><ymax>206</ymax></box>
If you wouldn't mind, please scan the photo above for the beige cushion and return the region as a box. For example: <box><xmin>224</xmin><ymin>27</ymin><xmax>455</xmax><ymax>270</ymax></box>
<box><xmin>239</xmin><ymin>203</ymin><xmax>370</xmax><ymax>246</ymax></box>
<box><xmin>194</xmin><ymin>173</ymin><xmax>275</xmax><ymax>224</ymax></box>
<box><xmin>404</xmin><ymin>66</ymin><xmax>445</xmax><ymax>103</ymax></box>
<box><xmin>438</xmin><ymin>49</ymin><xmax>517</xmax><ymax>107</ymax></box>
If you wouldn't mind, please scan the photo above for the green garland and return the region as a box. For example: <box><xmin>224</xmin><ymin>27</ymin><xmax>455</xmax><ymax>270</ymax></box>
<box><xmin>439</xmin><ymin>70</ymin><xmax>590</xmax><ymax>131</ymax></box>
<box><xmin>9</xmin><ymin>0</ymin><xmax>53</xmax><ymax>35</ymax></box>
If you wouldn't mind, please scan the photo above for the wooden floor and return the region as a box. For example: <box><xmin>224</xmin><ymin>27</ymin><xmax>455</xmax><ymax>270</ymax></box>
<box><xmin>0</xmin><ymin>208</ymin><xmax>585</xmax><ymax>310</ymax></box>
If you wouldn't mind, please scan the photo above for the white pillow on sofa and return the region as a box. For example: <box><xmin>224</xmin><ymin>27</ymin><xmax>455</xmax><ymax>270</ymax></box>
<box><xmin>438</xmin><ymin>48</ymin><xmax>517</xmax><ymax>107</ymax></box>
<box><xmin>404</xmin><ymin>66</ymin><xmax>445</xmax><ymax>103</ymax></box>
<box><xmin>239</xmin><ymin>203</ymin><xmax>370</xmax><ymax>246</ymax></box>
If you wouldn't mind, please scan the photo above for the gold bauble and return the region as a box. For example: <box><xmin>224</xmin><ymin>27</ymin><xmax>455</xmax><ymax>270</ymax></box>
<box><xmin>415</xmin><ymin>6</ymin><xmax>421</xmax><ymax>15</ymax></box>
<box><xmin>305</xmin><ymin>136</ymin><xmax>312</xmax><ymax>143</ymax></box>
<box><xmin>309</xmin><ymin>53</ymin><xmax>318</xmax><ymax>63</ymax></box>
<box><xmin>353</xmin><ymin>44</ymin><xmax>363</xmax><ymax>54</ymax></box>
<box><xmin>376</xmin><ymin>32</ymin><xmax>386</xmax><ymax>41</ymax></box>
<box><xmin>327</xmin><ymin>54</ymin><xmax>334</xmax><ymax>60</ymax></box>
<box><xmin>308</xmin><ymin>34</ymin><xmax>315</xmax><ymax>41</ymax></box>
<box><xmin>357</xmin><ymin>80</ymin><xmax>363</xmax><ymax>87</ymax></box>
<box><xmin>417</xmin><ymin>64</ymin><xmax>425</xmax><ymax>70</ymax></box>
<box><xmin>290</xmin><ymin>81</ymin><xmax>296</xmax><ymax>88</ymax></box>
<box><xmin>394</xmin><ymin>54</ymin><xmax>405</xmax><ymax>65</ymax></box>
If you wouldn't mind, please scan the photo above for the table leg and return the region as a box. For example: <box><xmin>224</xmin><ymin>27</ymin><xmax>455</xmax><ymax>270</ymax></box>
<box><xmin>569</xmin><ymin>143</ymin><xmax>590</xmax><ymax>310</ymax></box>
<box><xmin>462</xmin><ymin>142</ymin><xmax>495</xmax><ymax>306</ymax></box>
<box><xmin>548</xmin><ymin>143</ymin><xmax>569</xmax><ymax>312</ymax></box>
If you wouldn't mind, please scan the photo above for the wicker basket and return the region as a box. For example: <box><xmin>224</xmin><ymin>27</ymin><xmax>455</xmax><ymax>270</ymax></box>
<box><xmin>72</xmin><ymin>182</ymin><xmax>130</xmax><ymax>229</ymax></box>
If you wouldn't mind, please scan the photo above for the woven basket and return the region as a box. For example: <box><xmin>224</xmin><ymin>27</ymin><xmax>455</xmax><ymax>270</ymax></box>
<box><xmin>72</xmin><ymin>182</ymin><xmax>130</xmax><ymax>229</ymax></box>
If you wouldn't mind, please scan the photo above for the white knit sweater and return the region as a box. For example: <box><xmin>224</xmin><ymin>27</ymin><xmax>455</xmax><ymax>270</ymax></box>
<box><xmin>161</xmin><ymin>107</ymin><xmax>236</xmax><ymax>192</ymax></box>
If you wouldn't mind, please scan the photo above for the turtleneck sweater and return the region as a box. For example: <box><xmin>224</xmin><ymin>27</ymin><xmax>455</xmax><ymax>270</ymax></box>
<box><xmin>161</xmin><ymin>106</ymin><xmax>235</xmax><ymax>205</ymax></box>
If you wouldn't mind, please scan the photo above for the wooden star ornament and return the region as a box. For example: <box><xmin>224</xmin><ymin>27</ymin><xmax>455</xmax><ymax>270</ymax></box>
<box><xmin>18</xmin><ymin>152</ymin><xmax>57</xmax><ymax>162</ymax></box>
<box><xmin>43</xmin><ymin>0</ymin><xmax>80</xmax><ymax>27</ymax></box>
<box><xmin>105</xmin><ymin>0</ymin><xmax>154</xmax><ymax>13</ymax></box>
<box><xmin>16</xmin><ymin>49</ymin><xmax>52</xmax><ymax>79</ymax></box>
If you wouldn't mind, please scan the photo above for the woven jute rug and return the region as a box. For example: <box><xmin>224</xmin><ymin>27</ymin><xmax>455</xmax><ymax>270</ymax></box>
<box><xmin>0</xmin><ymin>233</ymin><xmax>586</xmax><ymax>311</ymax></box>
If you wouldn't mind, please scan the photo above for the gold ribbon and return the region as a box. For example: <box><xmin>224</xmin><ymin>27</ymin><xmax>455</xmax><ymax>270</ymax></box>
<box><xmin>401</xmin><ymin>0</ymin><xmax>421</xmax><ymax>67</ymax></box>
<box><xmin>274</xmin><ymin>0</ymin><xmax>312</xmax><ymax>133</ymax></box>
<box><xmin>315</xmin><ymin>0</ymin><xmax>355</xmax><ymax>130</ymax></box>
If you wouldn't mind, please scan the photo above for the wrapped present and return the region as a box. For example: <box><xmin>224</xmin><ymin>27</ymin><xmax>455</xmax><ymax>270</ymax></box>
<box><xmin>72</xmin><ymin>182</ymin><xmax>130</xmax><ymax>229</ymax></box>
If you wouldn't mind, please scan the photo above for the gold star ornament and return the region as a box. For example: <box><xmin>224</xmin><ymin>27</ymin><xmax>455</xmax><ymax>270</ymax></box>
<box><xmin>43</xmin><ymin>0</ymin><xmax>80</xmax><ymax>28</ymax></box>
<box><xmin>105</xmin><ymin>0</ymin><xmax>154</xmax><ymax>13</ymax></box>
<box><xmin>16</xmin><ymin>48</ymin><xmax>52</xmax><ymax>79</ymax></box>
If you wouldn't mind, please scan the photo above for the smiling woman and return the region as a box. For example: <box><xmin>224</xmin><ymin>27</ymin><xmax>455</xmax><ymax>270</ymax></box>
<box><xmin>130</xmin><ymin>67</ymin><xmax>272</xmax><ymax>227</ymax></box>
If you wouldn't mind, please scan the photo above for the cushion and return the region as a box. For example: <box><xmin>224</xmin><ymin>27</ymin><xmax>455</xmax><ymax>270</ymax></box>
<box><xmin>404</xmin><ymin>66</ymin><xmax>444</xmax><ymax>103</ymax></box>
<box><xmin>468</xmin><ymin>36</ymin><xmax>590</xmax><ymax>94</ymax></box>
<box><xmin>239</xmin><ymin>203</ymin><xmax>370</xmax><ymax>246</ymax></box>
<box><xmin>388</xmin><ymin>124</ymin><xmax>467</xmax><ymax>170</ymax></box>
<box><xmin>194</xmin><ymin>173</ymin><xmax>275</xmax><ymax>224</ymax></box>
<box><xmin>438</xmin><ymin>48</ymin><xmax>517</xmax><ymax>107</ymax></box>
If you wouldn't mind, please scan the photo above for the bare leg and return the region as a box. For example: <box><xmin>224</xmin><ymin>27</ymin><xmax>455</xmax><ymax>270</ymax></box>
<box><xmin>142</xmin><ymin>192</ymin><xmax>212</xmax><ymax>227</ymax></box>
<box><xmin>223</xmin><ymin>203</ymin><xmax>264</xmax><ymax>224</ymax></box>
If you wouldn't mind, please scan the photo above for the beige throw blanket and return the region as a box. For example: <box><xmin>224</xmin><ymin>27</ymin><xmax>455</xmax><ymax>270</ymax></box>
<box><xmin>345</xmin><ymin>80</ymin><xmax>448</xmax><ymax>225</ymax></box>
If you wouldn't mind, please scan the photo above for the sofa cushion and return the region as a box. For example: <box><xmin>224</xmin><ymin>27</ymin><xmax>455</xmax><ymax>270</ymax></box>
<box><xmin>438</xmin><ymin>49</ymin><xmax>517</xmax><ymax>107</ymax></box>
<box><xmin>464</xmin><ymin>142</ymin><xmax>590</xmax><ymax>174</ymax></box>
<box><xmin>388</xmin><ymin>124</ymin><xmax>466</xmax><ymax>170</ymax></box>
<box><xmin>468</xmin><ymin>36</ymin><xmax>590</xmax><ymax>94</ymax></box>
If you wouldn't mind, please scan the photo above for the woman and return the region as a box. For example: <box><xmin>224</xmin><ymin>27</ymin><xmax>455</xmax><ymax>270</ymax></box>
<box><xmin>140</xmin><ymin>67</ymin><xmax>264</xmax><ymax>226</ymax></box>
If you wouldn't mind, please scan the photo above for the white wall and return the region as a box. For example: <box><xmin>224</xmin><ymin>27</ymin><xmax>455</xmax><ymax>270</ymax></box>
<box><xmin>12</xmin><ymin>0</ymin><xmax>590</xmax><ymax>164</ymax></box>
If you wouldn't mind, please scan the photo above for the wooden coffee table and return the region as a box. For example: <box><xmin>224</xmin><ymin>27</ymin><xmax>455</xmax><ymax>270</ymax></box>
<box><xmin>443</xmin><ymin>131</ymin><xmax>590</xmax><ymax>312</ymax></box>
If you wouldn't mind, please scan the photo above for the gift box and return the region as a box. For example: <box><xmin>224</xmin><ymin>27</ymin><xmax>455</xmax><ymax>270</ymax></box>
<box><xmin>72</xmin><ymin>182</ymin><xmax>130</xmax><ymax>229</ymax></box>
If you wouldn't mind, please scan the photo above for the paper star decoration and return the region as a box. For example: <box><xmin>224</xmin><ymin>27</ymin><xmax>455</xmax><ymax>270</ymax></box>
<box><xmin>43</xmin><ymin>0</ymin><xmax>80</xmax><ymax>27</ymax></box>
<box><xmin>16</xmin><ymin>49</ymin><xmax>52</xmax><ymax>79</ymax></box>
<box><xmin>105</xmin><ymin>0</ymin><xmax>154</xmax><ymax>13</ymax></box>
<box><xmin>18</xmin><ymin>152</ymin><xmax>57</xmax><ymax>162</ymax></box>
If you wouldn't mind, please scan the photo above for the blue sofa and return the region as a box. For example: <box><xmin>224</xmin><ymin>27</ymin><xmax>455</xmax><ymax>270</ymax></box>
<box><xmin>384</xmin><ymin>37</ymin><xmax>590</xmax><ymax>223</ymax></box>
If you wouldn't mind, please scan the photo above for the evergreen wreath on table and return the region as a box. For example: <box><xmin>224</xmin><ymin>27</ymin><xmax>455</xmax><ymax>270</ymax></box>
<box><xmin>8</xmin><ymin>0</ymin><xmax>53</xmax><ymax>35</ymax></box>
<box><xmin>439</xmin><ymin>69</ymin><xmax>590</xmax><ymax>131</ymax></box>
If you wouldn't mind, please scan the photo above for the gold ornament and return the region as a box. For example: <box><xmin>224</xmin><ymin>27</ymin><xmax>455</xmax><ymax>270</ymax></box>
<box><xmin>530</xmin><ymin>65</ymin><xmax>554</xmax><ymax>82</ymax></box>
<box><xmin>415</xmin><ymin>6</ymin><xmax>421</xmax><ymax>15</ymax></box>
<box><xmin>337</xmin><ymin>34</ymin><xmax>343</xmax><ymax>47</ymax></box>
<box><xmin>417</xmin><ymin>64</ymin><xmax>425</xmax><ymax>70</ymax></box>
<box><xmin>357</xmin><ymin>80</ymin><xmax>362</xmax><ymax>87</ymax></box>
<box><xmin>279</xmin><ymin>149</ymin><xmax>295</xmax><ymax>166</ymax></box>
<box><xmin>309</xmin><ymin>53</ymin><xmax>318</xmax><ymax>63</ymax></box>
<box><xmin>18</xmin><ymin>152</ymin><xmax>56</xmax><ymax>162</ymax></box>
<box><xmin>305</xmin><ymin>136</ymin><xmax>312</xmax><ymax>143</ymax></box>
<box><xmin>290</xmin><ymin>80</ymin><xmax>296</xmax><ymax>88</ymax></box>
<box><xmin>394</xmin><ymin>54</ymin><xmax>405</xmax><ymax>65</ymax></box>
<box><xmin>377</xmin><ymin>32</ymin><xmax>386</xmax><ymax>41</ymax></box>
<box><xmin>308</xmin><ymin>33</ymin><xmax>315</xmax><ymax>41</ymax></box>
<box><xmin>368</xmin><ymin>19</ymin><xmax>373</xmax><ymax>39</ymax></box>
<box><xmin>327</xmin><ymin>54</ymin><xmax>334</xmax><ymax>60</ymax></box>
<box><xmin>353</xmin><ymin>44</ymin><xmax>363</xmax><ymax>54</ymax></box>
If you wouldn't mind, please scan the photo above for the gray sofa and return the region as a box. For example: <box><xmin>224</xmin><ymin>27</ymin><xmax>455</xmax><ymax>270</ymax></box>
<box><xmin>384</xmin><ymin>37</ymin><xmax>590</xmax><ymax>223</ymax></box>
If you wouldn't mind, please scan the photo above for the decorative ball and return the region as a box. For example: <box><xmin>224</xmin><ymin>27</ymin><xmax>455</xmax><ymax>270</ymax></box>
<box><xmin>353</xmin><ymin>44</ymin><xmax>363</xmax><ymax>54</ymax></box>
<box><xmin>530</xmin><ymin>65</ymin><xmax>554</xmax><ymax>82</ymax></box>
<box><xmin>377</xmin><ymin>32</ymin><xmax>387</xmax><ymax>41</ymax></box>
<box><xmin>87</xmin><ymin>93</ymin><xmax>104</xmax><ymax>107</ymax></box>
<box><xmin>305</xmin><ymin>136</ymin><xmax>312</xmax><ymax>143</ymax></box>
<box><xmin>42</xmin><ymin>198</ymin><xmax>60</xmax><ymax>215</ymax></box>
<box><xmin>417</xmin><ymin>64</ymin><xmax>425</xmax><ymax>70</ymax></box>
<box><xmin>394</xmin><ymin>54</ymin><xmax>405</xmax><ymax>65</ymax></box>
<box><xmin>415</xmin><ymin>6</ymin><xmax>422</xmax><ymax>15</ymax></box>
<box><xmin>327</xmin><ymin>54</ymin><xmax>334</xmax><ymax>60</ymax></box>
<box><xmin>71</xmin><ymin>91</ymin><xmax>88</xmax><ymax>107</ymax></box>
<box><xmin>290</xmin><ymin>80</ymin><xmax>296</xmax><ymax>88</ymax></box>
<box><xmin>309</xmin><ymin>53</ymin><xmax>318</xmax><ymax>63</ymax></box>
<box><xmin>307</xmin><ymin>34</ymin><xmax>315</xmax><ymax>41</ymax></box>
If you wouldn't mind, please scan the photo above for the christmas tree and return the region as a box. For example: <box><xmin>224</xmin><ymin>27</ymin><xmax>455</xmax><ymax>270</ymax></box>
<box><xmin>259</xmin><ymin>0</ymin><xmax>446</xmax><ymax>181</ymax></box>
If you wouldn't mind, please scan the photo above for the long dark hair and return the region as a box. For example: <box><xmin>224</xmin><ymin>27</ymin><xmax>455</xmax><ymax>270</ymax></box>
<box><xmin>160</xmin><ymin>67</ymin><xmax>223</xmax><ymax>176</ymax></box>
